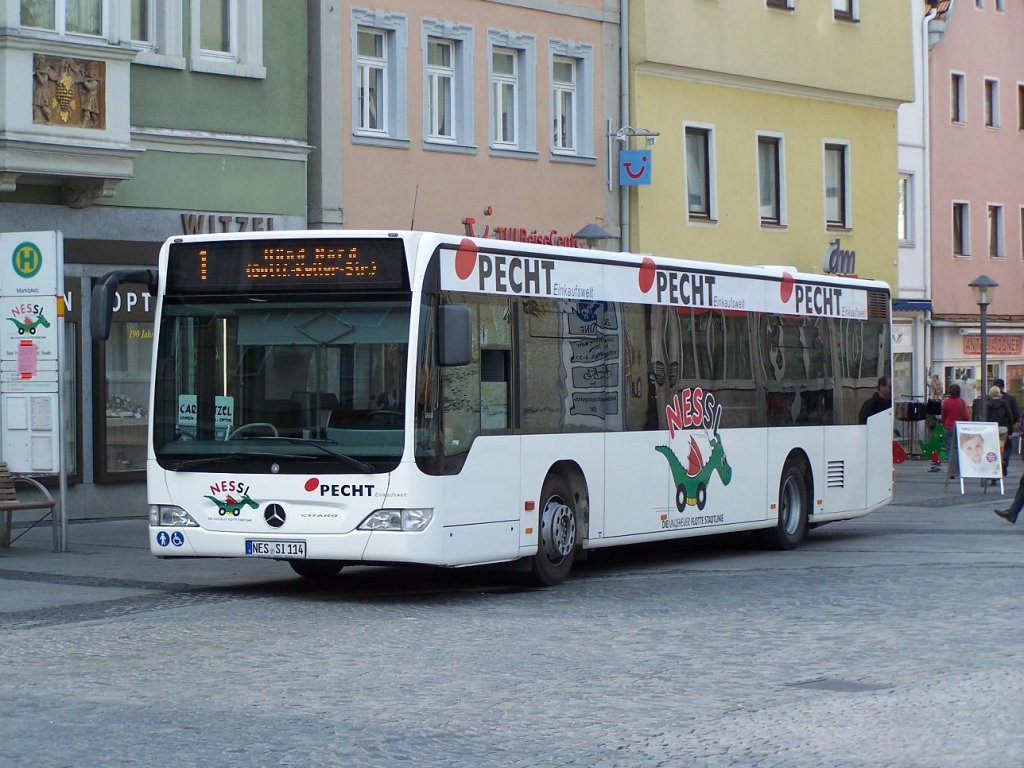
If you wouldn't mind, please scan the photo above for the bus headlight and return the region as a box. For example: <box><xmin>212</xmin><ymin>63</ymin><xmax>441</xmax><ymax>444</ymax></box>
<box><xmin>359</xmin><ymin>508</ymin><xmax>434</xmax><ymax>532</ymax></box>
<box><xmin>150</xmin><ymin>505</ymin><xmax>199</xmax><ymax>527</ymax></box>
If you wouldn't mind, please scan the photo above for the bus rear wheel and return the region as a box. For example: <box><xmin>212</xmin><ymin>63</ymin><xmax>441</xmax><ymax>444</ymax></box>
<box><xmin>288</xmin><ymin>559</ymin><xmax>344</xmax><ymax>579</ymax></box>
<box><xmin>528</xmin><ymin>475</ymin><xmax>578</xmax><ymax>587</ymax></box>
<box><xmin>762</xmin><ymin>460</ymin><xmax>808</xmax><ymax>550</ymax></box>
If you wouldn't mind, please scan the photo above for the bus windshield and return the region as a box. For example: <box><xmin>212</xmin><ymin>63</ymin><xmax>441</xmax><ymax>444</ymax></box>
<box><xmin>152</xmin><ymin>297</ymin><xmax>411</xmax><ymax>473</ymax></box>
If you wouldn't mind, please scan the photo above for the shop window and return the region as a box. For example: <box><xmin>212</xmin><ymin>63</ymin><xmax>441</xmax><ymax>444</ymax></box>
<box><xmin>93</xmin><ymin>282</ymin><xmax>154</xmax><ymax>482</ymax></box>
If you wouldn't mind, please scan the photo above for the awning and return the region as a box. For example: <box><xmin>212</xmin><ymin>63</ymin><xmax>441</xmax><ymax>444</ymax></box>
<box><xmin>892</xmin><ymin>299</ymin><xmax>932</xmax><ymax>312</ymax></box>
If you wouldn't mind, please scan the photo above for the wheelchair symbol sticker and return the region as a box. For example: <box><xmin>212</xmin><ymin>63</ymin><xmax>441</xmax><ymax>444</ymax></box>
<box><xmin>170</xmin><ymin>531</ymin><xmax>185</xmax><ymax>547</ymax></box>
<box><xmin>156</xmin><ymin>531</ymin><xmax>170</xmax><ymax>547</ymax></box>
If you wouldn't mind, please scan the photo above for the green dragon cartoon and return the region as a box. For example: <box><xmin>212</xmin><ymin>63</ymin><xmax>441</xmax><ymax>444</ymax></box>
<box><xmin>656</xmin><ymin>432</ymin><xmax>732</xmax><ymax>512</ymax></box>
<box><xmin>8</xmin><ymin>312</ymin><xmax>51</xmax><ymax>335</ymax></box>
<box><xmin>204</xmin><ymin>492</ymin><xmax>259</xmax><ymax>517</ymax></box>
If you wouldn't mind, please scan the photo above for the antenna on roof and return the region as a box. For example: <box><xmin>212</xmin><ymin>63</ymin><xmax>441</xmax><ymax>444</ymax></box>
<box><xmin>410</xmin><ymin>185</ymin><xmax>419</xmax><ymax>229</ymax></box>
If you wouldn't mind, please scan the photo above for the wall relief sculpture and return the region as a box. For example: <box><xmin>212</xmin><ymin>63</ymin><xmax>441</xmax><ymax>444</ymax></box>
<box><xmin>32</xmin><ymin>54</ymin><xmax>105</xmax><ymax>129</ymax></box>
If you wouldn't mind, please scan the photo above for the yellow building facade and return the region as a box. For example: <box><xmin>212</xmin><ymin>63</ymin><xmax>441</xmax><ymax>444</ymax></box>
<box><xmin>627</xmin><ymin>1</ymin><xmax>913</xmax><ymax>286</ymax></box>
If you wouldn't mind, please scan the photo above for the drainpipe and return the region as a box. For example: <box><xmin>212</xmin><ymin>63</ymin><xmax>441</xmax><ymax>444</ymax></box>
<box><xmin>922</xmin><ymin>3</ymin><xmax>938</xmax><ymax>391</ymax></box>
<box><xmin>619</xmin><ymin>0</ymin><xmax>629</xmax><ymax>251</ymax></box>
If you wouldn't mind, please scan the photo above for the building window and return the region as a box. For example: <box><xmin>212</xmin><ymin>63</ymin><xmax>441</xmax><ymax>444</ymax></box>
<box><xmin>21</xmin><ymin>0</ymin><xmax>103</xmax><ymax>35</ymax></box>
<box><xmin>833</xmin><ymin>0</ymin><xmax>857</xmax><ymax>21</ymax></box>
<box><xmin>130</xmin><ymin>0</ymin><xmax>184</xmax><ymax>69</ymax></box>
<box><xmin>985</xmin><ymin>78</ymin><xmax>1000</xmax><ymax>127</ymax></box>
<box><xmin>131</xmin><ymin>0</ymin><xmax>151</xmax><ymax>42</ymax></box>
<box><xmin>552</xmin><ymin>56</ymin><xmax>576</xmax><ymax>152</ymax></box>
<box><xmin>548</xmin><ymin>39</ymin><xmax>594</xmax><ymax>160</ymax></box>
<box><xmin>898</xmin><ymin>173</ymin><xmax>913</xmax><ymax>244</ymax></box>
<box><xmin>1019</xmin><ymin>84</ymin><xmax>1024</xmax><ymax>130</ymax></box>
<box><xmin>1020</xmin><ymin>207</ymin><xmax>1024</xmax><ymax>258</ymax></box>
<box><xmin>757</xmin><ymin>134</ymin><xmax>783</xmax><ymax>226</ymax></box>
<box><xmin>766</xmin><ymin>0</ymin><xmax>793</xmax><ymax>9</ymax></box>
<box><xmin>953</xmin><ymin>202</ymin><xmax>970</xmax><ymax>256</ymax></box>
<box><xmin>988</xmin><ymin>205</ymin><xmax>1004</xmax><ymax>257</ymax></box>
<box><xmin>357</xmin><ymin>29</ymin><xmax>387</xmax><ymax>133</ymax></box>
<box><xmin>996</xmin><ymin>0</ymin><xmax>1004</xmax><ymax>10</ymax></box>
<box><xmin>427</xmin><ymin>39</ymin><xmax>455</xmax><ymax>141</ymax></box>
<box><xmin>421</xmin><ymin>19</ymin><xmax>474</xmax><ymax>149</ymax></box>
<box><xmin>951</xmin><ymin>73</ymin><xmax>965</xmax><ymax>123</ymax></box>
<box><xmin>190</xmin><ymin>0</ymin><xmax>265</xmax><ymax>79</ymax></box>
<box><xmin>351</xmin><ymin>9</ymin><xmax>408</xmax><ymax>144</ymax></box>
<box><xmin>975</xmin><ymin>0</ymin><xmax>984</xmax><ymax>7</ymax></box>
<box><xmin>487</xmin><ymin>31</ymin><xmax>536</xmax><ymax>155</ymax></box>
<box><xmin>824</xmin><ymin>142</ymin><xmax>850</xmax><ymax>229</ymax></box>
<box><xmin>686</xmin><ymin>126</ymin><xmax>714</xmax><ymax>221</ymax></box>
<box><xmin>491</xmin><ymin>48</ymin><xmax>517</xmax><ymax>146</ymax></box>
<box><xmin>93</xmin><ymin>281</ymin><xmax>155</xmax><ymax>483</ymax></box>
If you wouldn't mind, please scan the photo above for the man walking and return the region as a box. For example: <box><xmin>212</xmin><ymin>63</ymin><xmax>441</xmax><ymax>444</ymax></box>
<box><xmin>995</xmin><ymin>475</ymin><xmax>1023</xmax><ymax>524</ymax></box>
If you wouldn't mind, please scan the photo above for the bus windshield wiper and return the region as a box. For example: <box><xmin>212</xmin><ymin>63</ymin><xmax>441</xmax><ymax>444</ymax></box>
<box><xmin>166</xmin><ymin>443</ymin><xmax>375</xmax><ymax>473</ymax></box>
<box><xmin>166</xmin><ymin>452</ymin><xmax>255</xmax><ymax>471</ymax></box>
<box><xmin>231</xmin><ymin>437</ymin><xmax>377</xmax><ymax>473</ymax></box>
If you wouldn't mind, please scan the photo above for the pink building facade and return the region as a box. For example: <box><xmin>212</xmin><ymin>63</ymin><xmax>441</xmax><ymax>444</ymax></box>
<box><xmin>309</xmin><ymin>1</ymin><xmax>622</xmax><ymax>246</ymax></box>
<box><xmin>928</xmin><ymin>0</ymin><xmax>1024</xmax><ymax>405</ymax></box>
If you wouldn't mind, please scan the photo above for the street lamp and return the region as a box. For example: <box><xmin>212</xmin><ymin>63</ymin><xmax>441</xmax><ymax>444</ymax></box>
<box><xmin>969</xmin><ymin>274</ymin><xmax>999</xmax><ymax>423</ymax></box>
<box><xmin>574</xmin><ymin>223</ymin><xmax>613</xmax><ymax>250</ymax></box>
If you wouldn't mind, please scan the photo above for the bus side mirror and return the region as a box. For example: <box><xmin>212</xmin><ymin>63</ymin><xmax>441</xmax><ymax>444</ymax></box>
<box><xmin>438</xmin><ymin>304</ymin><xmax>471</xmax><ymax>366</ymax></box>
<box><xmin>91</xmin><ymin>269</ymin><xmax>157</xmax><ymax>341</ymax></box>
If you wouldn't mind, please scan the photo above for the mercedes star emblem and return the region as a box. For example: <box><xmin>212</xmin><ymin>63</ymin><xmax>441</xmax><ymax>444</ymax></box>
<box><xmin>264</xmin><ymin>503</ymin><xmax>286</xmax><ymax>528</ymax></box>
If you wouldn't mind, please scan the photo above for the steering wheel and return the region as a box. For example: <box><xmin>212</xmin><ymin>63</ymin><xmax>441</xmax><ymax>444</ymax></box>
<box><xmin>227</xmin><ymin>422</ymin><xmax>279</xmax><ymax>439</ymax></box>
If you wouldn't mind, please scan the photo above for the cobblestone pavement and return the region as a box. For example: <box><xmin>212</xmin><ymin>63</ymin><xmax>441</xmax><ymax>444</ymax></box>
<box><xmin>0</xmin><ymin>459</ymin><xmax>1021</xmax><ymax>767</ymax></box>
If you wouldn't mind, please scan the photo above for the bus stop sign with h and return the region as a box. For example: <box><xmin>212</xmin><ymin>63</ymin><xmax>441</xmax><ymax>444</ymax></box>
<box><xmin>0</xmin><ymin>231</ymin><xmax>67</xmax><ymax>551</ymax></box>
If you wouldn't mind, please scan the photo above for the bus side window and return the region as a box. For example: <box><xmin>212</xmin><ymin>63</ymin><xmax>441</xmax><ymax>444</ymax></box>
<box><xmin>481</xmin><ymin>349</ymin><xmax>510</xmax><ymax>430</ymax></box>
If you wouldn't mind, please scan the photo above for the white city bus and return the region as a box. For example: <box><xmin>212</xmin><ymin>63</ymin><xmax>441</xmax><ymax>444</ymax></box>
<box><xmin>93</xmin><ymin>231</ymin><xmax>892</xmax><ymax>585</ymax></box>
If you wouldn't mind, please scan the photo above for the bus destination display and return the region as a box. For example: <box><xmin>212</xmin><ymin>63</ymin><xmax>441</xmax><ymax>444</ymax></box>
<box><xmin>166</xmin><ymin>239</ymin><xmax>409</xmax><ymax>294</ymax></box>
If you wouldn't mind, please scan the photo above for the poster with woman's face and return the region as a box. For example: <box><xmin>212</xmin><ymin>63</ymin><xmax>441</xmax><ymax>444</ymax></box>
<box><xmin>956</xmin><ymin>422</ymin><xmax>1002</xmax><ymax>479</ymax></box>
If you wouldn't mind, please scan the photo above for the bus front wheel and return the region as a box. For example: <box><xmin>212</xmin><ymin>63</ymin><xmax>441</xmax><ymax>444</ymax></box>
<box><xmin>762</xmin><ymin>460</ymin><xmax>809</xmax><ymax>550</ymax></box>
<box><xmin>528</xmin><ymin>475</ymin><xmax>578</xmax><ymax>587</ymax></box>
<box><xmin>288</xmin><ymin>559</ymin><xmax>344</xmax><ymax>579</ymax></box>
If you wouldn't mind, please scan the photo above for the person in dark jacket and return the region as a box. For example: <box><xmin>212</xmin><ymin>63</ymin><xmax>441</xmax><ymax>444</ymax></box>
<box><xmin>993</xmin><ymin>378</ymin><xmax>1020</xmax><ymax>475</ymax></box>
<box><xmin>858</xmin><ymin>376</ymin><xmax>891</xmax><ymax>425</ymax></box>
<box><xmin>984</xmin><ymin>386</ymin><xmax>1013</xmax><ymax>479</ymax></box>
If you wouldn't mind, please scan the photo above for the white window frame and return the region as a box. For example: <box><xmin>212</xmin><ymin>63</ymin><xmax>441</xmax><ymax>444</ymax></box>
<box><xmin>984</xmin><ymin>77</ymin><xmax>1000</xmax><ymax>128</ymax></box>
<box><xmin>548</xmin><ymin>39</ymin><xmax>595</xmax><ymax>161</ymax></box>
<box><xmin>953</xmin><ymin>200</ymin><xmax>971</xmax><ymax>257</ymax></box>
<box><xmin>190</xmin><ymin>0</ymin><xmax>265</xmax><ymax>79</ymax></box>
<box><xmin>951</xmin><ymin>71</ymin><xmax>966</xmax><ymax>124</ymax></box>
<box><xmin>684</xmin><ymin>122</ymin><xmax>717</xmax><ymax>224</ymax></box>
<box><xmin>756</xmin><ymin>131</ymin><xmax>786</xmax><ymax>227</ymax></box>
<box><xmin>356</xmin><ymin>29</ymin><xmax>387</xmax><ymax>135</ymax></box>
<box><xmin>487</xmin><ymin>30</ymin><xmax>537</xmax><ymax>155</ymax></box>
<box><xmin>351</xmin><ymin>9</ymin><xmax>408</xmax><ymax>145</ymax></box>
<box><xmin>823</xmin><ymin>140</ymin><xmax>851</xmax><ymax>230</ymax></box>
<box><xmin>551</xmin><ymin>55</ymin><xmax>576</xmax><ymax>153</ymax></box>
<box><xmin>426</xmin><ymin>38</ymin><xmax>455</xmax><ymax>142</ymax></box>
<box><xmin>421</xmin><ymin>19</ymin><xmax>475</xmax><ymax>151</ymax></box>
<box><xmin>988</xmin><ymin>203</ymin><xmax>1004</xmax><ymax>258</ymax></box>
<box><xmin>898</xmin><ymin>172</ymin><xmax>914</xmax><ymax>245</ymax></box>
<box><xmin>1020</xmin><ymin>206</ymin><xmax>1024</xmax><ymax>259</ymax></box>
<box><xmin>490</xmin><ymin>47</ymin><xmax>518</xmax><ymax>146</ymax></box>
<box><xmin>20</xmin><ymin>0</ymin><xmax>106</xmax><ymax>37</ymax></box>
<box><xmin>130</xmin><ymin>0</ymin><xmax>185</xmax><ymax>70</ymax></box>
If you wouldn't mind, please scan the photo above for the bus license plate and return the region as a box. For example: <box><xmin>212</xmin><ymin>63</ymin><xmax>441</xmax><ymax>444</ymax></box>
<box><xmin>245</xmin><ymin>540</ymin><xmax>306</xmax><ymax>559</ymax></box>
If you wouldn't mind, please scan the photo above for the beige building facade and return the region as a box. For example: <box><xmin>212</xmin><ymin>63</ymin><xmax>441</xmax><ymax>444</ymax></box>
<box><xmin>310</xmin><ymin>0</ymin><xmax>622</xmax><ymax>246</ymax></box>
